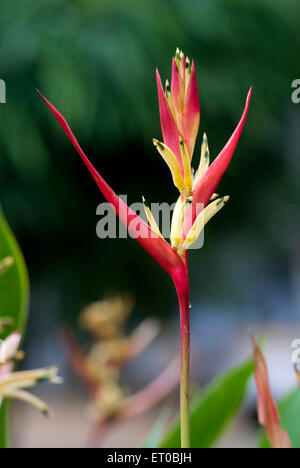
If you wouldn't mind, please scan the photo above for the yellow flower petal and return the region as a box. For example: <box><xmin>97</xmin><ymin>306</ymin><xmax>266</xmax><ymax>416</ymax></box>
<box><xmin>179</xmin><ymin>137</ymin><xmax>193</xmax><ymax>196</ymax></box>
<box><xmin>165</xmin><ymin>79</ymin><xmax>177</xmax><ymax>122</ymax></box>
<box><xmin>185</xmin><ymin>57</ymin><xmax>192</xmax><ymax>95</ymax></box>
<box><xmin>142</xmin><ymin>197</ymin><xmax>164</xmax><ymax>239</ymax></box>
<box><xmin>170</xmin><ymin>196</ymin><xmax>183</xmax><ymax>250</ymax></box>
<box><xmin>170</xmin><ymin>196</ymin><xmax>190</xmax><ymax>250</ymax></box>
<box><xmin>179</xmin><ymin>196</ymin><xmax>230</xmax><ymax>254</ymax></box>
<box><xmin>153</xmin><ymin>139</ymin><xmax>186</xmax><ymax>195</ymax></box>
<box><xmin>171</xmin><ymin>196</ymin><xmax>192</xmax><ymax>250</ymax></box>
<box><xmin>193</xmin><ymin>133</ymin><xmax>210</xmax><ymax>188</ymax></box>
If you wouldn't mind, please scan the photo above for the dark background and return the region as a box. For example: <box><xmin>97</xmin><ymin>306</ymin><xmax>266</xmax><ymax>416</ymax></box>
<box><xmin>1</xmin><ymin>0</ymin><xmax>300</xmax><ymax>411</ymax></box>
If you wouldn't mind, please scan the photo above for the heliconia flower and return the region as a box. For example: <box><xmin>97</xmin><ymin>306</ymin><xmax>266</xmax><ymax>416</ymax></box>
<box><xmin>179</xmin><ymin>195</ymin><xmax>230</xmax><ymax>255</ymax></box>
<box><xmin>0</xmin><ymin>332</ymin><xmax>62</xmax><ymax>417</ymax></box>
<box><xmin>39</xmin><ymin>50</ymin><xmax>251</xmax><ymax>447</ymax></box>
<box><xmin>252</xmin><ymin>337</ymin><xmax>292</xmax><ymax>449</ymax></box>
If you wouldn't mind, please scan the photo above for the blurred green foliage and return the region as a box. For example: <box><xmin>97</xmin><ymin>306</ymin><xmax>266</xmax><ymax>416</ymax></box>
<box><xmin>0</xmin><ymin>0</ymin><xmax>300</xmax><ymax>322</ymax></box>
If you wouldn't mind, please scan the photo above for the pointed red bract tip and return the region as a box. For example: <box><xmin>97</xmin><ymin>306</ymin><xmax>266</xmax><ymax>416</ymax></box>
<box><xmin>183</xmin><ymin>87</ymin><xmax>252</xmax><ymax>237</ymax></box>
<box><xmin>194</xmin><ymin>86</ymin><xmax>251</xmax><ymax>206</ymax></box>
<box><xmin>38</xmin><ymin>90</ymin><xmax>184</xmax><ymax>278</ymax></box>
<box><xmin>156</xmin><ymin>69</ymin><xmax>182</xmax><ymax>171</ymax></box>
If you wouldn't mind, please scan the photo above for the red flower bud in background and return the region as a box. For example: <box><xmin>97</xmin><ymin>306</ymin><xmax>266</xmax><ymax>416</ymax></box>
<box><xmin>252</xmin><ymin>337</ymin><xmax>292</xmax><ymax>449</ymax></box>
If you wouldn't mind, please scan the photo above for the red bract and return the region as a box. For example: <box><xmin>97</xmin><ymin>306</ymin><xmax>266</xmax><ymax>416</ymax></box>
<box><xmin>156</xmin><ymin>70</ymin><xmax>182</xmax><ymax>171</ymax></box>
<box><xmin>252</xmin><ymin>338</ymin><xmax>292</xmax><ymax>449</ymax></box>
<box><xmin>156</xmin><ymin>51</ymin><xmax>200</xmax><ymax>170</ymax></box>
<box><xmin>183</xmin><ymin>88</ymin><xmax>252</xmax><ymax>235</ymax></box>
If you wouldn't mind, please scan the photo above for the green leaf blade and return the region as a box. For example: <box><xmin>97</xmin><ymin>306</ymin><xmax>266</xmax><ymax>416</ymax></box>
<box><xmin>0</xmin><ymin>213</ymin><xmax>29</xmax><ymax>333</ymax></box>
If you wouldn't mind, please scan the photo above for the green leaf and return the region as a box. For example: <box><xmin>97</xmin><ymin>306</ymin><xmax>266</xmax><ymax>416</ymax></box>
<box><xmin>0</xmin><ymin>211</ymin><xmax>29</xmax><ymax>448</ymax></box>
<box><xmin>259</xmin><ymin>389</ymin><xmax>300</xmax><ymax>448</ymax></box>
<box><xmin>0</xmin><ymin>402</ymin><xmax>11</xmax><ymax>448</ymax></box>
<box><xmin>160</xmin><ymin>359</ymin><xmax>253</xmax><ymax>448</ymax></box>
<box><xmin>142</xmin><ymin>407</ymin><xmax>171</xmax><ymax>448</ymax></box>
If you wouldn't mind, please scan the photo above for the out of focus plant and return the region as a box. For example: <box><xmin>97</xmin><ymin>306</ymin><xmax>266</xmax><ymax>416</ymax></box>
<box><xmin>0</xmin><ymin>212</ymin><xmax>61</xmax><ymax>448</ymax></box>
<box><xmin>39</xmin><ymin>48</ymin><xmax>251</xmax><ymax>447</ymax></box>
<box><xmin>62</xmin><ymin>295</ymin><xmax>180</xmax><ymax>444</ymax></box>
<box><xmin>255</xmin><ymin>341</ymin><xmax>300</xmax><ymax>449</ymax></box>
<box><xmin>63</xmin><ymin>305</ymin><xmax>256</xmax><ymax>448</ymax></box>
<box><xmin>0</xmin><ymin>331</ymin><xmax>61</xmax><ymax>418</ymax></box>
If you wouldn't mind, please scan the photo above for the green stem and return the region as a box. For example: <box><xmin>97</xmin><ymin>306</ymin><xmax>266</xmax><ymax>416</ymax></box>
<box><xmin>180</xmin><ymin>323</ymin><xmax>190</xmax><ymax>448</ymax></box>
<box><xmin>173</xmin><ymin>268</ymin><xmax>190</xmax><ymax>448</ymax></box>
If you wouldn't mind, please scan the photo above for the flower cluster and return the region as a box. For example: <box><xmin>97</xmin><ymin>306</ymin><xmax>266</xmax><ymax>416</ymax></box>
<box><xmin>62</xmin><ymin>295</ymin><xmax>177</xmax><ymax>425</ymax></box>
<box><xmin>150</xmin><ymin>49</ymin><xmax>233</xmax><ymax>255</ymax></box>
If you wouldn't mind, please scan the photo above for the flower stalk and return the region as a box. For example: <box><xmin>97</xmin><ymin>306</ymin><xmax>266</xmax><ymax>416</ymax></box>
<box><xmin>173</xmin><ymin>267</ymin><xmax>191</xmax><ymax>447</ymax></box>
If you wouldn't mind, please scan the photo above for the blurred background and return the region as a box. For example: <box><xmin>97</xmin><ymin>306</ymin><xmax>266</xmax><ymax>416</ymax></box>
<box><xmin>1</xmin><ymin>0</ymin><xmax>300</xmax><ymax>447</ymax></box>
